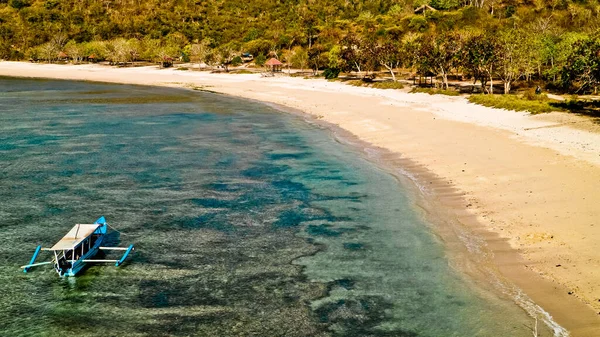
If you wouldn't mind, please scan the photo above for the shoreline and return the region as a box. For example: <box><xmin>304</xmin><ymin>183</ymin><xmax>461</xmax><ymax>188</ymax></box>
<box><xmin>309</xmin><ymin>118</ymin><xmax>578</xmax><ymax>336</ymax></box>
<box><xmin>2</xmin><ymin>62</ymin><xmax>599</xmax><ymax>335</ymax></box>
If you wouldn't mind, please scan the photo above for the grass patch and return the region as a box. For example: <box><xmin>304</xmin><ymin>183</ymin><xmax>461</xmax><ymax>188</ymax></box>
<box><xmin>175</xmin><ymin>67</ymin><xmax>188</xmax><ymax>71</ymax></box>
<box><xmin>468</xmin><ymin>92</ymin><xmax>600</xmax><ymax>117</ymax></box>
<box><xmin>290</xmin><ymin>71</ymin><xmax>314</xmax><ymax>78</ymax></box>
<box><xmin>410</xmin><ymin>87</ymin><xmax>460</xmax><ymax>96</ymax></box>
<box><xmin>345</xmin><ymin>80</ymin><xmax>404</xmax><ymax>90</ymax></box>
<box><xmin>229</xmin><ymin>69</ymin><xmax>254</xmax><ymax>74</ymax></box>
<box><xmin>346</xmin><ymin>80</ymin><xmax>365</xmax><ymax>87</ymax></box>
<box><xmin>468</xmin><ymin>93</ymin><xmax>560</xmax><ymax>114</ymax></box>
<box><xmin>372</xmin><ymin>81</ymin><xmax>405</xmax><ymax>89</ymax></box>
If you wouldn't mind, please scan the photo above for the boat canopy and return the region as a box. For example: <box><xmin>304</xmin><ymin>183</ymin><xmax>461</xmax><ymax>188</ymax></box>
<box><xmin>49</xmin><ymin>224</ymin><xmax>100</xmax><ymax>251</ymax></box>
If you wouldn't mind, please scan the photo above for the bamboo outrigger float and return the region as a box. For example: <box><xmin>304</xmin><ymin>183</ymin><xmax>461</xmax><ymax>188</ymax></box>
<box><xmin>21</xmin><ymin>216</ymin><xmax>134</xmax><ymax>277</ymax></box>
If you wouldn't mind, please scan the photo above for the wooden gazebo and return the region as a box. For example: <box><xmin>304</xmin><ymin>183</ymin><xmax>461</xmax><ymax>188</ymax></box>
<box><xmin>161</xmin><ymin>56</ymin><xmax>173</xmax><ymax>68</ymax></box>
<box><xmin>57</xmin><ymin>51</ymin><xmax>68</xmax><ymax>61</ymax></box>
<box><xmin>413</xmin><ymin>71</ymin><xmax>437</xmax><ymax>87</ymax></box>
<box><xmin>264</xmin><ymin>58</ymin><xmax>283</xmax><ymax>72</ymax></box>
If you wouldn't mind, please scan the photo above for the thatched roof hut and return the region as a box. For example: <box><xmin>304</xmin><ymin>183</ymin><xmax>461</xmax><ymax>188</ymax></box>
<box><xmin>264</xmin><ymin>58</ymin><xmax>283</xmax><ymax>72</ymax></box>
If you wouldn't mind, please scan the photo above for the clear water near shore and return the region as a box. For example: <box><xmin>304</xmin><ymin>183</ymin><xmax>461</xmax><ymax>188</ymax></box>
<box><xmin>0</xmin><ymin>77</ymin><xmax>550</xmax><ymax>336</ymax></box>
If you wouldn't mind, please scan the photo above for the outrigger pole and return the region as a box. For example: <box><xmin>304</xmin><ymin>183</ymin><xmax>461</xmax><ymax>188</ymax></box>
<box><xmin>21</xmin><ymin>247</ymin><xmax>136</xmax><ymax>271</ymax></box>
<box><xmin>116</xmin><ymin>244</ymin><xmax>134</xmax><ymax>267</ymax></box>
<box><xmin>22</xmin><ymin>245</ymin><xmax>44</xmax><ymax>273</ymax></box>
<box><xmin>86</xmin><ymin>244</ymin><xmax>135</xmax><ymax>267</ymax></box>
<box><xmin>22</xmin><ymin>244</ymin><xmax>135</xmax><ymax>272</ymax></box>
<box><xmin>21</xmin><ymin>261</ymin><xmax>53</xmax><ymax>270</ymax></box>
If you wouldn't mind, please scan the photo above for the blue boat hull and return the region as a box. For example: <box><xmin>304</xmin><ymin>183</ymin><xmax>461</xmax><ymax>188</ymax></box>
<box><xmin>56</xmin><ymin>216</ymin><xmax>108</xmax><ymax>277</ymax></box>
<box><xmin>60</xmin><ymin>236</ymin><xmax>104</xmax><ymax>277</ymax></box>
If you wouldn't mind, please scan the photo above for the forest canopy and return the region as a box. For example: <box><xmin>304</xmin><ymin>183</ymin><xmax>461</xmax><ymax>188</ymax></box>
<box><xmin>0</xmin><ymin>0</ymin><xmax>599</xmax><ymax>93</ymax></box>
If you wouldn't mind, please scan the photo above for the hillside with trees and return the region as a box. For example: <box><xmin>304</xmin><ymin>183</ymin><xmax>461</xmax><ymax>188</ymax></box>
<box><xmin>0</xmin><ymin>0</ymin><xmax>599</xmax><ymax>94</ymax></box>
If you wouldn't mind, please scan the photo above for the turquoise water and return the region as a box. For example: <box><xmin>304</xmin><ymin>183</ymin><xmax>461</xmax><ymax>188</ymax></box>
<box><xmin>0</xmin><ymin>77</ymin><xmax>545</xmax><ymax>336</ymax></box>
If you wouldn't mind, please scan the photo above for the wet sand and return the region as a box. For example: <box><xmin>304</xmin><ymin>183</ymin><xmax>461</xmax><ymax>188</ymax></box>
<box><xmin>1</xmin><ymin>62</ymin><xmax>599</xmax><ymax>335</ymax></box>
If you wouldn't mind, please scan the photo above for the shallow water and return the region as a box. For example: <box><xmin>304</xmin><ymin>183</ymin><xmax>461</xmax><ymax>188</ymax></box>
<box><xmin>0</xmin><ymin>77</ymin><xmax>546</xmax><ymax>336</ymax></box>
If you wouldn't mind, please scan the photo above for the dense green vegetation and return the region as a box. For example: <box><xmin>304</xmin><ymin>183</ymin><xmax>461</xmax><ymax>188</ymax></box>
<box><xmin>0</xmin><ymin>0</ymin><xmax>599</xmax><ymax>94</ymax></box>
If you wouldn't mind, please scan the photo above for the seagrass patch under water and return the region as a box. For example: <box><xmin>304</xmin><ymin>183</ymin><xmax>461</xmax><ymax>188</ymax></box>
<box><xmin>0</xmin><ymin>77</ymin><xmax>548</xmax><ymax>337</ymax></box>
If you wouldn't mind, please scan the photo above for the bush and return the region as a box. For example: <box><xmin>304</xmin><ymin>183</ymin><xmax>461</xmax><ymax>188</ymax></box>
<box><xmin>255</xmin><ymin>53</ymin><xmax>266</xmax><ymax>66</ymax></box>
<box><xmin>231</xmin><ymin>56</ymin><xmax>242</xmax><ymax>66</ymax></box>
<box><xmin>408</xmin><ymin>16</ymin><xmax>429</xmax><ymax>32</ymax></box>
<box><xmin>181</xmin><ymin>52</ymin><xmax>190</xmax><ymax>63</ymax></box>
<box><xmin>505</xmin><ymin>5</ymin><xmax>516</xmax><ymax>18</ymax></box>
<box><xmin>323</xmin><ymin>68</ymin><xmax>341</xmax><ymax>79</ymax></box>
<box><xmin>522</xmin><ymin>88</ymin><xmax>549</xmax><ymax>101</ymax></box>
<box><xmin>461</xmin><ymin>6</ymin><xmax>481</xmax><ymax>23</ymax></box>
<box><xmin>430</xmin><ymin>0</ymin><xmax>459</xmax><ymax>10</ymax></box>
<box><xmin>44</xmin><ymin>0</ymin><xmax>59</xmax><ymax>9</ymax></box>
<box><xmin>10</xmin><ymin>0</ymin><xmax>30</xmax><ymax>9</ymax></box>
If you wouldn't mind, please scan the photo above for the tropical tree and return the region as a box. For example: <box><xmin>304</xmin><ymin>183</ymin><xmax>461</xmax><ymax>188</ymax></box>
<box><xmin>495</xmin><ymin>29</ymin><xmax>528</xmax><ymax>94</ymax></box>
<box><xmin>367</xmin><ymin>38</ymin><xmax>401</xmax><ymax>82</ymax></box>
<box><xmin>140</xmin><ymin>38</ymin><xmax>161</xmax><ymax>62</ymax></box>
<box><xmin>127</xmin><ymin>39</ymin><xmax>141</xmax><ymax>62</ymax></box>
<box><xmin>218</xmin><ymin>42</ymin><xmax>241</xmax><ymax>71</ymax></box>
<box><xmin>308</xmin><ymin>44</ymin><xmax>328</xmax><ymax>74</ymax></box>
<box><xmin>82</xmin><ymin>41</ymin><xmax>108</xmax><ymax>61</ymax></box>
<box><xmin>463</xmin><ymin>34</ymin><xmax>497</xmax><ymax>94</ymax></box>
<box><xmin>418</xmin><ymin>32</ymin><xmax>462</xmax><ymax>89</ymax></box>
<box><xmin>106</xmin><ymin>38</ymin><xmax>134</xmax><ymax>64</ymax></box>
<box><xmin>39</xmin><ymin>42</ymin><xmax>58</xmax><ymax>63</ymax></box>
<box><xmin>561</xmin><ymin>37</ymin><xmax>600</xmax><ymax>93</ymax></box>
<box><xmin>299</xmin><ymin>8</ymin><xmax>318</xmax><ymax>48</ymax></box>
<box><xmin>340</xmin><ymin>34</ymin><xmax>368</xmax><ymax>74</ymax></box>
<box><xmin>49</xmin><ymin>33</ymin><xmax>68</xmax><ymax>57</ymax></box>
<box><xmin>186</xmin><ymin>38</ymin><xmax>212</xmax><ymax>66</ymax></box>
<box><xmin>539</xmin><ymin>33</ymin><xmax>561</xmax><ymax>82</ymax></box>
<box><xmin>244</xmin><ymin>39</ymin><xmax>273</xmax><ymax>58</ymax></box>
<box><xmin>552</xmin><ymin>32</ymin><xmax>590</xmax><ymax>82</ymax></box>
<box><xmin>64</xmin><ymin>40</ymin><xmax>84</xmax><ymax>63</ymax></box>
<box><xmin>328</xmin><ymin>45</ymin><xmax>342</xmax><ymax>70</ymax></box>
<box><xmin>402</xmin><ymin>32</ymin><xmax>422</xmax><ymax>72</ymax></box>
<box><xmin>290</xmin><ymin>46</ymin><xmax>309</xmax><ymax>71</ymax></box>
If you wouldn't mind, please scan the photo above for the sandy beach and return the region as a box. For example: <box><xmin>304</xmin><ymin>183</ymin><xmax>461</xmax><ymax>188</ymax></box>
<box><xmin>2</xmin><ymin>62</ymin><xmax>599</xmax><ymax>335</ymax></box>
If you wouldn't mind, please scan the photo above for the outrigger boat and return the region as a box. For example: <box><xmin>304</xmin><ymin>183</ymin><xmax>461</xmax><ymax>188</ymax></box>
<box><xmin>21</xmin><ymin>216</ymin><xmax>134</xmax><ymax>277</ymax></box>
